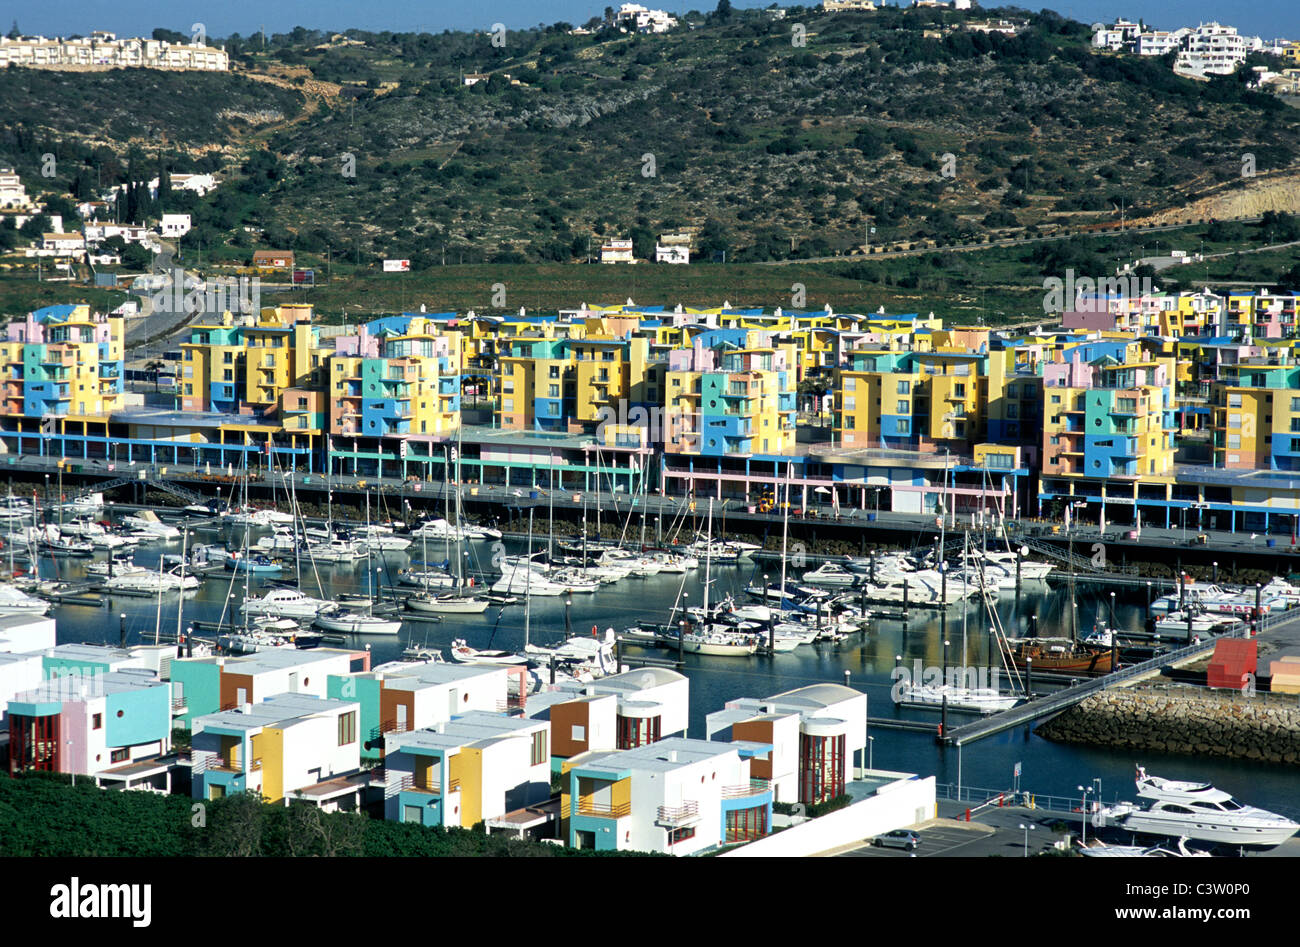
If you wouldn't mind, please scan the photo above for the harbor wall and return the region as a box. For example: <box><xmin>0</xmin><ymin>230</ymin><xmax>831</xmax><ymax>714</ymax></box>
<box><xmin>720</xmin><ymin>774</ymin><xmax>935</xmax><ymax>857</ymax></box>
<box><xmin>1037</xmin><ymin>685</ymin><xmax>1300</xmax><ymax>765</ymax></box>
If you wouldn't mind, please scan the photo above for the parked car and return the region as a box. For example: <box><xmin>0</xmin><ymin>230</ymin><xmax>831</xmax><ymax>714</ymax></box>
<box><xmin>872</xmin><ymin>829</ymin><xmax>920</xmax><ymax>851</ymax></box>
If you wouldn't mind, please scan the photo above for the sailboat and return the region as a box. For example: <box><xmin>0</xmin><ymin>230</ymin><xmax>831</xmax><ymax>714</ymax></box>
<box><xmin>406</xmin><ymin>431</ymin><xmax>490</xmax><ymax>614</ymax></box>
<box><xmin>682</xmin><ymin>500</ymin><xmax>758</xmax><ymax>657</ymax></box>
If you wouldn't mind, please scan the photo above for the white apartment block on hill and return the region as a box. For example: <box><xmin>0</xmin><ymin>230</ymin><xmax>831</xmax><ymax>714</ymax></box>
<box><xmin>612</xmin><ymin>4</ymin><xmax>678</xmax><ymax>33</ymax></box>
<box><xmin>0</xmin><ymin>168</ymin><xmax>34</xmax><ymax>211</ymax></box>
<box><xmin>0</xmin><ymin>32</ymin><xmax>228</xmax><ymax>70</ymax></box>
<box><xmin>1177</xmin><ymin>22</ymin><xmax>1249</xmax><ymax>76</ymax></box>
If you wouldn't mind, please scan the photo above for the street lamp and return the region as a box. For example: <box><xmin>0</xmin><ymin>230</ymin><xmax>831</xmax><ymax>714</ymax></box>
<box><xmin>1078</xmin><ymin>784</ymin><xmax>1094</xmax><ymax>844</ymax></box>
<box><xmin>1018</xmin><ymin>822</ymin><xmax>1035</xmax><ymax>857</ymax></box>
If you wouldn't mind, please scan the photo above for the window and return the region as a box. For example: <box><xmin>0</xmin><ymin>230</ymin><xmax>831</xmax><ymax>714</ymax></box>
<box><xmin>843</xmin><ymin>377</ymin><xmax>857</xmax><ymax>391</ymax></box>
<box><xmin>548</xmin><ymin>384</ymin><xmax>560</xmax><ymax>398</ymax></box>
<box><xmin>668</xmin><ymin>826</ymin><xmax>696</xmax><ymax>845</ymax></box>
<box><xmin>617</xmin><ymin>714</ymin><xmax>661</xmax><ymax>749</ymax></box>
<box><xmin>897</xmin><ymin>419</ymin><xmax>910</xmax><ymax>435</ymax></box>
<box><xmin>92</xmin><ymin>713</ymin><xmax>102</xmax><ymax>730</ymax></box>
<box><xmin>799</xmin><ymin>732</ymin><xmax>846</xmax><ymax>804</ymax></box>
<box><xmin>223</xmin><ymin>352</ymin><xmax>233</xmax><ymax>364</ymax></box>
<box><xmin>110</xmin><ymin>748</ymin><xmax>129</xmax><ymax>763</ymax></box>
<box><xmin>843</xmin><ymin>396</ymin><xmax>856</xmax><ymax>411</ymax></box>
<box><xmin>897</xmin><ymin>399</ymin><xmax>910</xmax><ymax>413</ymax></box>
<box><xmin>725</xmin><ymin>805</ymin><xmax>769</xmax><ymax>843</ymax></box>
<box><xmin>1007</xmin><ymin>404</ymin><xmax>1017</xmax><ymax>419</ymax></box>
<box><xmin>897</xmin><ymin>380</ymin><xmax>910</xmax><ymax>395</ymax></box>
<box><xmin>549</xmin><ymin>365</ymin><xmax>559</xmax><ymax>379</ymax></box>
<box><xmin>571</xmin><ymin>725</ymin><xmax>585</xmax><ymax>742</ymax></box>
<box><xmin>954</xmin><ymin>384</ymin><xmax>966</xmax><ymax>397</ymax></box>
<box><xmin>338</xmin><ymin>711</ymin><xmax>356</xmax><ymax>746</ymax></box>
<box><xmin>223</xmin><ymin>370</ymin><xmax>233</xmax><ymax>381</ymax></box>
<box><xmin>531</xmin><ymin>730</ymin><xmax>547</xmax><ymax>766</ymax></box>
<box><xmin>1051</xmin><ymin>395</ymin><xmax>1061</xmax><ymax>404</ymax></box>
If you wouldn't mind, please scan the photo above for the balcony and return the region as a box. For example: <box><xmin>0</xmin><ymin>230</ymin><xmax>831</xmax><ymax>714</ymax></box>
<box><xmin>394</xmin><ymin>773</ymin><xmax>460</xmax><ymax>796</ymax></box>
<box><xmin>721</xmin><ymin>778</ymin><xmax>771</xmax><ymax>799</ymax></box>
<box><xmin>577</xmin><ymin>799</ymin><xmax>632</xmax><ymax>818</ymax></box>
<box><xmin>655</xmin><ymin>801</ymin><xmax>700</xmax><ymax>827</ymax></box>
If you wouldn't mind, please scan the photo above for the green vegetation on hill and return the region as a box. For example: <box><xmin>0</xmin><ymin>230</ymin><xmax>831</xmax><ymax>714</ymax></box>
<box><xmin>1</xmin><ymin>5</ymin><xmax>1297</xmax><ymax>281</ymax></box>
<box><xmin>0</xmin><ymin>771</ymin><xmax>648</xmax><ymax>857</ymax></box>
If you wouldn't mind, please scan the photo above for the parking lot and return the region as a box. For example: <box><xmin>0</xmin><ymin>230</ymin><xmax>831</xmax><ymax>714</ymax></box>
<box><xmin>834</xmin><ymin>815</ymin><xmax>1068</xmax><ymax>858</ymax></box>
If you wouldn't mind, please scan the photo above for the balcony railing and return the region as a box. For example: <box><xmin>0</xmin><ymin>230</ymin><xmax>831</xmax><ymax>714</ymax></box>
<box><xmin>576</xmin><ymin>799</ymin><xmax>632</xmax><ymax>818</ymax></box>
<box><xmin>655</xmin><ymin>801</ymin><xmax>700</xmax><ymax>826</ymax></box>
<box><xmin>391</xmin><ymin>773</ymin><xmax>460</xmax><ymax>796</ymax></box>
<box><xmin>721</xmin><ymin>778</ymin><xmax>771</xmax><ymax>799</ymax></box>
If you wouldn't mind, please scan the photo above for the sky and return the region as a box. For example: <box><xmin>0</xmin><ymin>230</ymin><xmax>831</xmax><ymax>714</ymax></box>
<box><xmin>3</xmin><ymin>0</ymin><xmax>1296</xmax><ymax>44</ymax></box>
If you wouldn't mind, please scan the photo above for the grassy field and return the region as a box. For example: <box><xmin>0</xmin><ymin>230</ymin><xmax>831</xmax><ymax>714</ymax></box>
<box><xmin>252</xmin><ymin>222</ymin><xmax>1300</xmax><ymax>325</ymax></box>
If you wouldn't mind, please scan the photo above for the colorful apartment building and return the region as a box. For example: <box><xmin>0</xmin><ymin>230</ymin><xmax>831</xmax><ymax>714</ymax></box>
<box><xmin>664</xmin><ymin>330</ymin><xmax>797</xmax><ymax>459</ymax></box>
<box><xmin>8</xmin><ymin>668</ymin><xmax>172</xmax><ymax>777</ymax></box>
<box><xmin>327</xmin><ymin>315</ymin><xmax>463</xmax><ymax>475</ymax></box>
<box><xmin>526</xmin><ymin>667</ymin><xmax>689</xmax><ymax>767</ymax></box>
<box><xmin>561</xmin><ymin>736</ymin><xmax>775</xmax><ymax>854</ymax></box>
<box><xmin>170</xmin><ymin>648</ymin><xmax>371</xmax><ymax>729</ymax></box>
<box><xmin>382</xmin><ymin>711</ymin><xmax>552</xmax><ymax>828</ymax></box>
<box><xmin>190</xmin><ymin>692</ymin><xmax>362</xmax><ymax>805</ymax></box>
<box><xmin>0</xmin><ymin>304</ymin><xmax>126</xmax><ymax>456</ymax></box>
<box><xmin>326</xmin><ymin>661</ymin><xmax>520</xmax><ymax>762</ymax></box>
<box><xmin>705</xmin><ymin>683</ymin><xmax>868</xmax><ymax>804</ymax></box>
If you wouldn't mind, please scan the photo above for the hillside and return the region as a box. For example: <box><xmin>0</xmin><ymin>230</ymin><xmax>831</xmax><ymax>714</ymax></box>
<box><xmin>0</xmin><ymin>6</ymin><xmax>1298</xmax><ymax>285</ymax></box>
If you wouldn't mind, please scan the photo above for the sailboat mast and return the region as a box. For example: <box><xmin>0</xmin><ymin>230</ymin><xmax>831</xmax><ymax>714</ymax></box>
<box><xmin>703</xmin><ymin>499</ymin><xmax>713</xmax><ymax>620</ymax></box>
<box><xmin>779</xmin><ymin>462</ymin><xmax>790</xmax><ymax>619</ymax></box>
<box><xmin>525</xmin><ymin>508</ymin><xmax>533</xmax><ymax>650</ymax></box>
<box><xmin>174</xmin><ymin>520</ymin><xmax>188</xmax><ymax>643</ymax></box>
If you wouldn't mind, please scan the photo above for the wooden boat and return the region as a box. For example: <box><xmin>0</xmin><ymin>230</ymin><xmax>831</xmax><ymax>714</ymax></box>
<box><xmin>1007</xmin><ymin>636</ymin><xmax>1113</xmax><ymax>673</ymax></box>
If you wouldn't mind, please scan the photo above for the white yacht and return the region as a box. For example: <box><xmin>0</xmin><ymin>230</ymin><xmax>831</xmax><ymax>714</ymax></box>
<box><xmin>223</xmin><ymin>507</ymin><xmax>294</xmax><ymax>527</ymax></box>
<box><xmin>58</xmin><ymin>493</ymin><xmax>104</xmax><ymax>516</ymax></box>
<box><xmin>241</xmin><ymin>588</ymin><xmax>339</xmax><ymax>619</ymax></box>
<box><xmin>491</xmin><ymin>567</ymin><xmax>569</xmax><ymax>597</ymax></box>
<box><xmin>406</xmin><ymin>591</ymin><xmax>491</xmax><ymax>614</ymax></box>
<box><xmin>354</xmin><ymin>525</ymin><xmax>412</xmax><ymax>552</ymax></box>
<box><xmin>895</xmin><ymin>682</ymin><xmax>1020</xmax><ymax>714</ymax></box>
<box><xmin>85</xmin><ymin>555</ymin><xmax>146</xmax><ymax>578</ymax></box>
<box><xmin>0</xmin><ymin>496</ymin><xmax>34</xmax><ymax>522</ymax></box>
<box><xmin>0</xmin><ymin>583</ymin><xmax>50</xmax><ymax>616</ymax></box>
<box><xmin>449</xmin><ymin>638</ymin><xmax>528</xmax><ymax>665</ymax></box>
<box><xmin>104</xmin><ymin>566</ymin><xmax>200</xmax><ymax>595</ymax></box>
<box><xmin>801</xmin><ymin>561</ymin><xmax>860</xmax><ymax>587</ymax></box>
<box><xmin>120</xmin><ymin>511</ymin><xmax>182</xmax><ymax>540</ymax></box>
<box><xmin>314</xmin><ymin>611</ymin><xmax>403</xmax><ymax>635</ymax></box>
<box><xmin>1077</xmin><ymin>837</ymin><xmax>1211</xmax><ymax>857</ymax></box>
<box><xmin>302</xmin><ymin>538</ymin><xmax>362</xmax><ymax>563</ymax></box>
<box><xmin>1095</xmin><ymin>767</ymin><xmax>1300</xmax><ymax>847</ymax></box>
<box><xmin>411</xmin><ymin>518</ymin><xmax>500</xmax><ymax>541</ymax></box>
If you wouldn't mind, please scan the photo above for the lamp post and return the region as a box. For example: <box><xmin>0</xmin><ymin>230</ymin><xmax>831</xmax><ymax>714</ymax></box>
<box><xmin>1018</xmin><ymin>822</ymin><xmax>1035</xmax><ymax>857</ymax></box>
<box><xmin>1079</xmin><ymin>785</ymin><xmax>1093</xmax><ymax>844</ymax></box>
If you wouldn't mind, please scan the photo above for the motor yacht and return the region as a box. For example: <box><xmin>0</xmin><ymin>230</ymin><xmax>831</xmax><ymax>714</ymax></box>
<box><xmin>1094</xmin><ymin>767</ymin><xmax>1300</xmax><ymax>847</ymax></box>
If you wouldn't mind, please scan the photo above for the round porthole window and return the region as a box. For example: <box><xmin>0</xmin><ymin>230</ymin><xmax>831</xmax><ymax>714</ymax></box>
<box><xmin>463</xmin><ymin>693</ymin><xmax>469</xmax><ymax>702</ymax></box>
<box><xmin>116</xmin><ymin>710</ymin><xmax>124</xmax><ymax>718</ymax></box>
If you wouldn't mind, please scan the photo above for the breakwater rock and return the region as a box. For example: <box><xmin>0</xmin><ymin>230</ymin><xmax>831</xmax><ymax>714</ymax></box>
<box><xmin>1037</xmin><ymin>685</ymin><xmax>1300</xmax><ymax>765</ymax></box>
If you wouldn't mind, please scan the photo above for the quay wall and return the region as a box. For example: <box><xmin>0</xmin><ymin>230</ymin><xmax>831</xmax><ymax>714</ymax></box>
<box><xmin>1037</xmin><ymin>685</ymin><xmax>1300</xmax><ymax>765</ymax></box>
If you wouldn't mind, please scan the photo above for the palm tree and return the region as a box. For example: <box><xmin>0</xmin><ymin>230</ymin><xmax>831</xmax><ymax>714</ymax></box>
<box><xmin>145</xmin><ymin>359</ymin><xmax>166</xmax><ymax>393</ymax></box>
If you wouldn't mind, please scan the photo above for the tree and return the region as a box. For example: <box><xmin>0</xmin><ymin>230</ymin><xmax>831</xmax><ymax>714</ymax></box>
<box><xmin>714</xmin><ymin>0</ymin><xmax>733</xmax><ymax>20</ymax></box>
<box><xmin>7</xmin><ymin>20</ymin><xmax>18</xmax><ymax>39</ymax></box>
<box><xmin>145</xmin><ymin>360</ymin><xmax>166</xmax><ymax>393</ymax></box>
